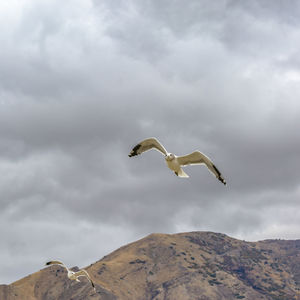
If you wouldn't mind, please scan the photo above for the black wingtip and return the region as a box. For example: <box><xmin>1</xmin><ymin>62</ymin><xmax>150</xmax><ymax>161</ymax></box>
<box><xmin>128</xmin><ymin>144</ymin><xmax>141</xmax><ymax>157</ymax></box>
<box><xmin>219</xmin><ymin>177</ymin><xmax>226</xmax><ymax>185</ymax></box>
<box><xmin>213</xmin><ymin>164</ymin><xmax>226</xmax><ymax>185</ymax></box>
<box><xmin>212</xmin><ymin>164</ymin><xmax>221</xmax><ymax>177</ymax></box>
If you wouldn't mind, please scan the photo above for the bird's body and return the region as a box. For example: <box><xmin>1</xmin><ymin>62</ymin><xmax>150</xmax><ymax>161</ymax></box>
<box><xmin>45</xmin><ymin>260</ymin><xmax>96</xmax><ymax>292</ymax></box>
<box><xmin>129</xmin><ymin>137</ymin><xmax>226</xmax><ymax>185</ymax></box>
<box><xmin>165</xmin><ymin>153</ymin><xmax>189</xmax><ymax>178</ymax></box>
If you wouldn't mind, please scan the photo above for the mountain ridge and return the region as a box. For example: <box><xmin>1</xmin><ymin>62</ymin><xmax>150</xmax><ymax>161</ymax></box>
<box><xmin>1</xmin><ymin>231</ymin><xmax>300</xmax><ymax>299</ymax></box>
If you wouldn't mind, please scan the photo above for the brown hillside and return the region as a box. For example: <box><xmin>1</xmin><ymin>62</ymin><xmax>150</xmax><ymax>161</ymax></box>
<box><xmin>1</xmin><ymin>231</ymin><xmax>300</xmax><ymax>299</ymax></box>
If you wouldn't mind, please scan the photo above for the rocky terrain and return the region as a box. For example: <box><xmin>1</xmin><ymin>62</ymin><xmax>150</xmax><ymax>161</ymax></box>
<box><xmin>1</xmin><ymin>231</ymin><xmax>300</xmax><ymax>299</ymax></box>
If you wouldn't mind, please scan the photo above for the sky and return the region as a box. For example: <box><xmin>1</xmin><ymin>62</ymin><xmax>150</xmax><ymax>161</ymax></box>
<box><xmin>1</xmin><ymin>0</ymin><xmax>300</xmax><ymax>284</ymax></box>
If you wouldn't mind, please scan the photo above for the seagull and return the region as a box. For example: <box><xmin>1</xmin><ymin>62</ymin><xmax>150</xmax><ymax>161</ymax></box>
<box><xmin>45</xmin><ymin>260</ymin><xmax>96</xmax><ymax>292</ymax></box>
<box><xmin>129</xmin><ymin>137</ymin><xmax>226</xmax><ymax>185</ymax></box>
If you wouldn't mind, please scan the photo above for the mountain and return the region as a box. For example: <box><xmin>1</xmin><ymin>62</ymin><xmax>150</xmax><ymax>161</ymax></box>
<box><xmin>1</xmin><ymin>231</ymin><xmax>300</xmax><ymax>299</ymax></box>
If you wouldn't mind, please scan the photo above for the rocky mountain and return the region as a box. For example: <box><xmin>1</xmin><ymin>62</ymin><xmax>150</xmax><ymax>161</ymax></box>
<box><xmin>1</xmin><ymin>231</ymin><xmax>300</xmax><ymax>299</ymax></box>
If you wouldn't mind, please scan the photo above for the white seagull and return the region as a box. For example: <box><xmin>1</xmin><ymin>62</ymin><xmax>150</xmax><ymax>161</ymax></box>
<box><xmin>129</xmin><ymin>137</ymin><xmax>226</xmax><ymax>185</ymax></box>
<box><xmin>45</xmin><ymin>260</ymin><xmax>96</xmax><ymax>292</ymax></box>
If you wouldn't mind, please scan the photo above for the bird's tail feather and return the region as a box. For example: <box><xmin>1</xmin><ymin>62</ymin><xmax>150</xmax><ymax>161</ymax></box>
<box><xmin>177</xmin><ymin>168</ymin><xmax>189</xmax><ymax>178</ymax></box>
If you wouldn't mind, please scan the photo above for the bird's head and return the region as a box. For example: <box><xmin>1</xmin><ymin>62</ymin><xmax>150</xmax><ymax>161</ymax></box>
<box><xmin>165</xmin><ymin>153</ymin><xmax>175</xmax><ymax>161</ymax></box>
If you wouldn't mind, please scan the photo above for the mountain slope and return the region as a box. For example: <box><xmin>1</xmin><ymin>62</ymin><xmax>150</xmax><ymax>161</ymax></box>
<box><xmin>1</xmin><ymin>231</ymin><xmax>300</xmax><ymax>299</ymax></box>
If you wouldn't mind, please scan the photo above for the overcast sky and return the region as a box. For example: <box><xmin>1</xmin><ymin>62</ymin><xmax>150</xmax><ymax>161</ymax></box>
<box><xmin>1</xmin><ymin>0</ymin><xmax>300</xmax><ymax>284</ymax></box>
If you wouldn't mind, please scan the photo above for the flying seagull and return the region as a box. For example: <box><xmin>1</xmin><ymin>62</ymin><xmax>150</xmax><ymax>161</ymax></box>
<box><xmin>45</xmin><ymin>260</ymin><xmax>96</xmax><ymax>292</ymax></box>
<box><xmin>129</xmin><ymin>137</ymin><xmax>226</xmax><ymax>185</ymax></box>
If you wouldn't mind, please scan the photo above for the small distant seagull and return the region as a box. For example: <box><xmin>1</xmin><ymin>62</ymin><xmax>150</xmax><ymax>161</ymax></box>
<box><xmin>45</xmin><ymin>260</ymin><xmax>96</xmax><ymax>292</ymax></box>
<box><xmin>129</xmin><ymin>137</ymin><xmax>226</xmax><ymax>185</ymax></box>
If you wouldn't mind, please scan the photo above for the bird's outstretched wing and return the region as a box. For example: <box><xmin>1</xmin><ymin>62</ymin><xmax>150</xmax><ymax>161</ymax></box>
<box><xmin>45</xmin><ymin>260</ymin><xmax>67</xmax><ymax>269</ymax></box>
<box><xmin>128</xmin><ymin>138</ymin><xmax>167</xmax><ymax>157</ymax></box>
<box><xmin>75</xmin><ymin>269</ymin><xmax>96</xmax><ymax>290</ymax></box>
<box><xmin>177</xmin><ymin>151</ymin><xmax>226</xmax><ymax>185</ymax></box>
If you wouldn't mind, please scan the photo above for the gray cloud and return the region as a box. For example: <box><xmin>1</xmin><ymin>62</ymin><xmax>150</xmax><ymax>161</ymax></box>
<box><xmin>1</xmin><ymin>0</ymin><xmax>300</xmax><ymax>284</ymax></box>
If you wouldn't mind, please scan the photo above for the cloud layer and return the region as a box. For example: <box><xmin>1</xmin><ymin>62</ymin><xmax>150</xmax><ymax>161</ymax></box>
<box><xmin>1</xmin><ymin>0</ymin><xmax>300</xmax><ymax>283</ymax></box>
